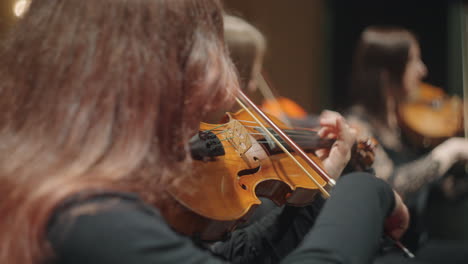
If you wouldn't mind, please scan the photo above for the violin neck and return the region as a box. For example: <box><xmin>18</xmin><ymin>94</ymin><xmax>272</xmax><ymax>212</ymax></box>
<box><xmin>260</xmin><ymin>128</ymin><xmax>334</xmax><ymax>152</ymax></box>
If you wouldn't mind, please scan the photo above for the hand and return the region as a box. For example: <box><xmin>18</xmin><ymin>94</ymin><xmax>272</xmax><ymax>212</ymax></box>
<box><xmin>316</xmin><ymin>110</ymin><xmax>356</xmax><ymax>180</ymax></box>
<box><xmin>437</xmin><ymin>137</ymin><xmax>468</xmax><ymax>161</ymax></box>
<box><xmin>431</xmin><ymin>137</ymin><xmax>468</xmax><ymax>175</ymax></box>
<box><xmin>384</xmin><ymin>191</ymin><xmax>410</xmax><ymax>240</ymax></box>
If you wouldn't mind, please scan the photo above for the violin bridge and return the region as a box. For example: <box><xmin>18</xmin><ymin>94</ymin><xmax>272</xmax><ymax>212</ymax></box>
<box><xmin>224</xmin><ymin>119</ymin><xmax>252</xmax><ymax>155</ymax></box>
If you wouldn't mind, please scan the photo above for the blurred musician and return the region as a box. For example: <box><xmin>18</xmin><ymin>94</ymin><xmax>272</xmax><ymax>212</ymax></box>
<box><xmin>346</xmin><ymin>26</ymin><xmax>468</xmax><ymax>249</ymax></box>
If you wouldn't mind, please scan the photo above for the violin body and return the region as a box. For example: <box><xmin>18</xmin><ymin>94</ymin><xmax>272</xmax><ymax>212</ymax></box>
<box><xmin>160</xmin><ymin>108</ymin><xmax>376</xmax><ymax>241</ymax></box>
<box><xmin>398</xmin><ymin>83</ymin><xmax>464</xmax><ymax>149</ymax></box>
<box><xmin>261</xmin><ymin>96</ymin><xmax>308</xmax><ymax>120</ymax></box>
<box><xmin>162</xmin><ymin>109</ymin><xmax>327</xmax><ymax>241</ymax></box>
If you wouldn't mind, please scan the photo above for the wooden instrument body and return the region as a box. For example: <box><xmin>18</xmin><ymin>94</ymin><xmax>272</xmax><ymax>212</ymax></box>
<box><xmin>162</xmin><ymin>109</ymin><xmax>326</xmax><ymax>241</ymax></box>
<box><xmin>399</xmin><ymin>83</ymin><xmax>464</xmax><ymax>149</ymax></box>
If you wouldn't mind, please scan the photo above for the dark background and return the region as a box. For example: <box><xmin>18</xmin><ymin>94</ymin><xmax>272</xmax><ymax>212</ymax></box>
<box><xmin>1</xmin><ymin>0</ymin><xmax>466</xmax><ymax>113</ymax></box>
<box><xmin>329</xmin><ymin>0</ymin><xmax>449</xmax><ymax>111</ymax></box>
<box><xmin>226</xmin><ymin>1</ymin><xmax>466</xmax><ymax>112</ymax></box>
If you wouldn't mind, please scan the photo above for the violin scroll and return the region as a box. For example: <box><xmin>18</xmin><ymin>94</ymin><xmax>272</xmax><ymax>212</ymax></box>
<box><xmin>349</xmin><ymin>137</ymin><xmax>377</xmax><ymax>171</ymax></box>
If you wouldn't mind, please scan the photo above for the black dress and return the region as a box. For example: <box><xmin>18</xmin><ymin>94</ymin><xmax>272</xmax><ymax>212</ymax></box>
<box><xmin>48</xmin><ymin>173</ymin><xmax>396</xmax><ymax>264</ymax></box>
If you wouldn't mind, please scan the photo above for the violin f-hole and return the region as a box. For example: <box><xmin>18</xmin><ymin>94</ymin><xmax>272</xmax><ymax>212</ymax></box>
<box><xmin>237</xmin><ymin>157</ymin><xmax>261</xmax><ymax>178</ymax></box>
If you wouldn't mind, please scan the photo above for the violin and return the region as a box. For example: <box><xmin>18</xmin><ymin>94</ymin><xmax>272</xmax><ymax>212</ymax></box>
<box><xmin>256</xmin><ymin>72</ymin><xmax>311</xmax><ymax>127</ymax></box>
<box><xmin>398</xmin><ymin>82</ymin><xmax>464</xmax><ymax>149</ymax></box>
<box><xmin>261</xmin><ymin>96</ymin><xmax>308</xmax><ymax>120</ymax></box>
<box><xmin>160</xmin><ymin>102</ymin><xmax>375</xmax><ymax>241</ymax></box>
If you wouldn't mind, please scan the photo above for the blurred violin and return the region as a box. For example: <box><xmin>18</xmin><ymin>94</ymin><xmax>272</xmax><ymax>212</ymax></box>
<box><xmin>398</xmin><ymin>82</ymin><xmax>464</xmax><ymax>149</ymax></box>
<box><xmin>261</xmin><ymin>96</ymin><xmax>308</xmax><ymax>120</ymax></box>
<box><xmin>160</xmin><ymin>94</ymin><xmax>376</xmax><ymax>241</ymax></box>
<box><xmin>256</xmin><ymin>72</ymin><xmax>312</xmax><ymax>127</ymax></box>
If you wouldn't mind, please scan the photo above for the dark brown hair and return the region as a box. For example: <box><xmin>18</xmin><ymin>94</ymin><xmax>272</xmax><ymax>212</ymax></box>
<box><xmin>350</xmin><ymin>26</ymin><xmax>417</xmax><ymax>121</ymax></box>
<box><xmin>0</xmin><ymin>0</ymin><xmax>239</xmax><ymax>263</ymax></box>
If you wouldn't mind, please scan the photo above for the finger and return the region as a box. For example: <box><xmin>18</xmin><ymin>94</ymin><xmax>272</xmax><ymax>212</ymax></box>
<box><xmin>320</xmin><ymin>110</ymin><xmax>340</xmax><ymax>119</ymax></box>
<box><xmin>318</xmin><ymin>127</ymin><xmax>334</xmax><ymax>138</ymax></box>
<box><xmin>317</xmin><ymin>127</ymin><xmax>329</xmax><ymax>137</ymax></box>
<box><xmin>315</xmin><ymin>149</ymin><xmax>330</xmax><ymax>160</ymax></box>
<box><xmin>320</xmin><ymin>115</ymin><xmax>339</xmax><ymax>128</ymax></box>
<box><xmin>319</xmin><ymin>111</ymin><xmax>343</xmax><ymax>126</ymax></box>
<box><xmin>335</xmin><ymin>116</ymin><xmax>356</xmax><ymax>145</ymax></box>
<box><xmin>327</xmin><ymin>132</ymin><xmax>337</xmax><ymax>139</ymax></box>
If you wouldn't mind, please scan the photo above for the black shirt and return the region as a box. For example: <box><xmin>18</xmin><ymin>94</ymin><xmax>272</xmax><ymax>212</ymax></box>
<box><xmin>48</xmin><ymin>173</ymin><xmax>395</xmax><ymax>264</ymax></box>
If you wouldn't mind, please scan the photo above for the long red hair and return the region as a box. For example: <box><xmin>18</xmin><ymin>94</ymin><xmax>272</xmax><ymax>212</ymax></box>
<box><xmin>0</xmin><ymin>0</ymin><xmax>239</xmax><ymax>263</ymax></box>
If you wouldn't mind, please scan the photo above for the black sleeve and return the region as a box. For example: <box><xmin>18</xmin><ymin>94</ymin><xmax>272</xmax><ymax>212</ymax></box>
<box><xmin>282</xmin><ymin>172</ymin><xmax>396</xmax><ymax>264</ymax></box>
<box><xmin>210</xmin><ymin>196</ymin><xmax>325</xmax><ymax>263</ymax></box>
<box><xmin>49</xmin><ymin>192</ymin><xmax>322</xmax><ymax>264</ymax></box>
<box><xmin>48</xmin><ymin>194</ymin><xmax>228</xmax><ymax>264</ymax></box>
<box><xmin>48</xmin><ymin>173</ymin><xmax>394</xmax><ymax>264</ymax></box>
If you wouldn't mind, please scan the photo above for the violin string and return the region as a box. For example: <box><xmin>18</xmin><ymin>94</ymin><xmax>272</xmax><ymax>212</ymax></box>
<box><xmin>203</xmin><ymin>127</ymin><xmax>320</xmax><ymax>141</ymax></box>
<box><xmin>221</xmin><ymin>145</ymin><xmax>236</xmax><ymax>148</ymax></box>
<box><xmin>199</xmin><ymin>121</ymin><xmax>323</xmax><ymax>151</ymax></box>
<box><xmin>239</xmin><ymin>125</ymin><xmax>319</xmax><ymax>136</ymax></box>
<box><xmin>215</xmin><ymin>130</ymin><xmax>320</xmax><ymax>140</ymax></box>
<box><xmin>234</xmin><ymin>119</ymin><xmax>319</xmax><ymax>130</ymax></box>
<box><xmin>255</xmin><ymin>140</ymin><xmax>315</xmax><ymax>145</ymax></box>
<box><xmin>235</xmin><ymin>97</ymin><xmax>331</xmax><ymax>197</ymax></box>
<box><xmin>219</xmin><ymin>140</ymin><xmax>319</xmax><ymax>147</ymax></box>
<box><xmin>248</xmin><ymin>133</ymin><xmax>268</xmax><ymax>136</ymax></box>
<box><xmin>237</xmin><ymin>124</ymin><xmax>262</xmax><ymax>129</ymax></box>
<box><xmin>236</xmin><ymin>125</ymin><xmax>318</xmax><ymax>134</ymax></box>
<box><xmin>200</xmin><ymin>120</ymin><xmax>319</xmax><ymax>139</ymax></box>
<box><xmin>237</xmin><ymin>119</ymin><xmax>319</xmax><ymax>131</ymax></box>
<box><xmin>235</xmin><ymin>119</ymin><xmax>320</xmax><ymax>131</ymax></box>
<box><xmin>233</xmin><ymin>120</ymin><xmax>258</xmax><ymax>124</ymax></box>
<box><xmin>202</xmin><ymin>123</ymin><xmax>229</xmax><ymax>133</ymax></box>
<box><xmin>213</xmin><ymin>126</ymin><xmax>319</xmax><ymax>137</ymax></box>
<box><xmin>247</xmin><ymin>129</ymin><xmax>320</xmax><ymax>138</ymax></box>
<box><xmin>214</xmin><ymin>130</ymin><xmax>228</xmax><ymax>135</ymax></box>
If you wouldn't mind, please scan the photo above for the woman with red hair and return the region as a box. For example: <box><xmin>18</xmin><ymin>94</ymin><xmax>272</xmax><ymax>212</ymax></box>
<box><xmin>0</xmin><ymin>1</ymin><xmax>407</xmax><ymax>264</ymax></box>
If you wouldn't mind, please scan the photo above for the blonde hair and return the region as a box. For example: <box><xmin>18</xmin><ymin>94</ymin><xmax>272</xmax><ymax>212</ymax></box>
<box><xmin>224</xmin><ymin>15</ymin><xmax>266</xmax><ymax>90</ymax></box>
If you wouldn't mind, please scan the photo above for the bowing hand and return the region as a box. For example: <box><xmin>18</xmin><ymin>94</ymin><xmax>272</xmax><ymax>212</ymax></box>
<box><xmin>384</xmin><ymin>191</ymin><xmax>410</xmax><ymax>240</ymax></box>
